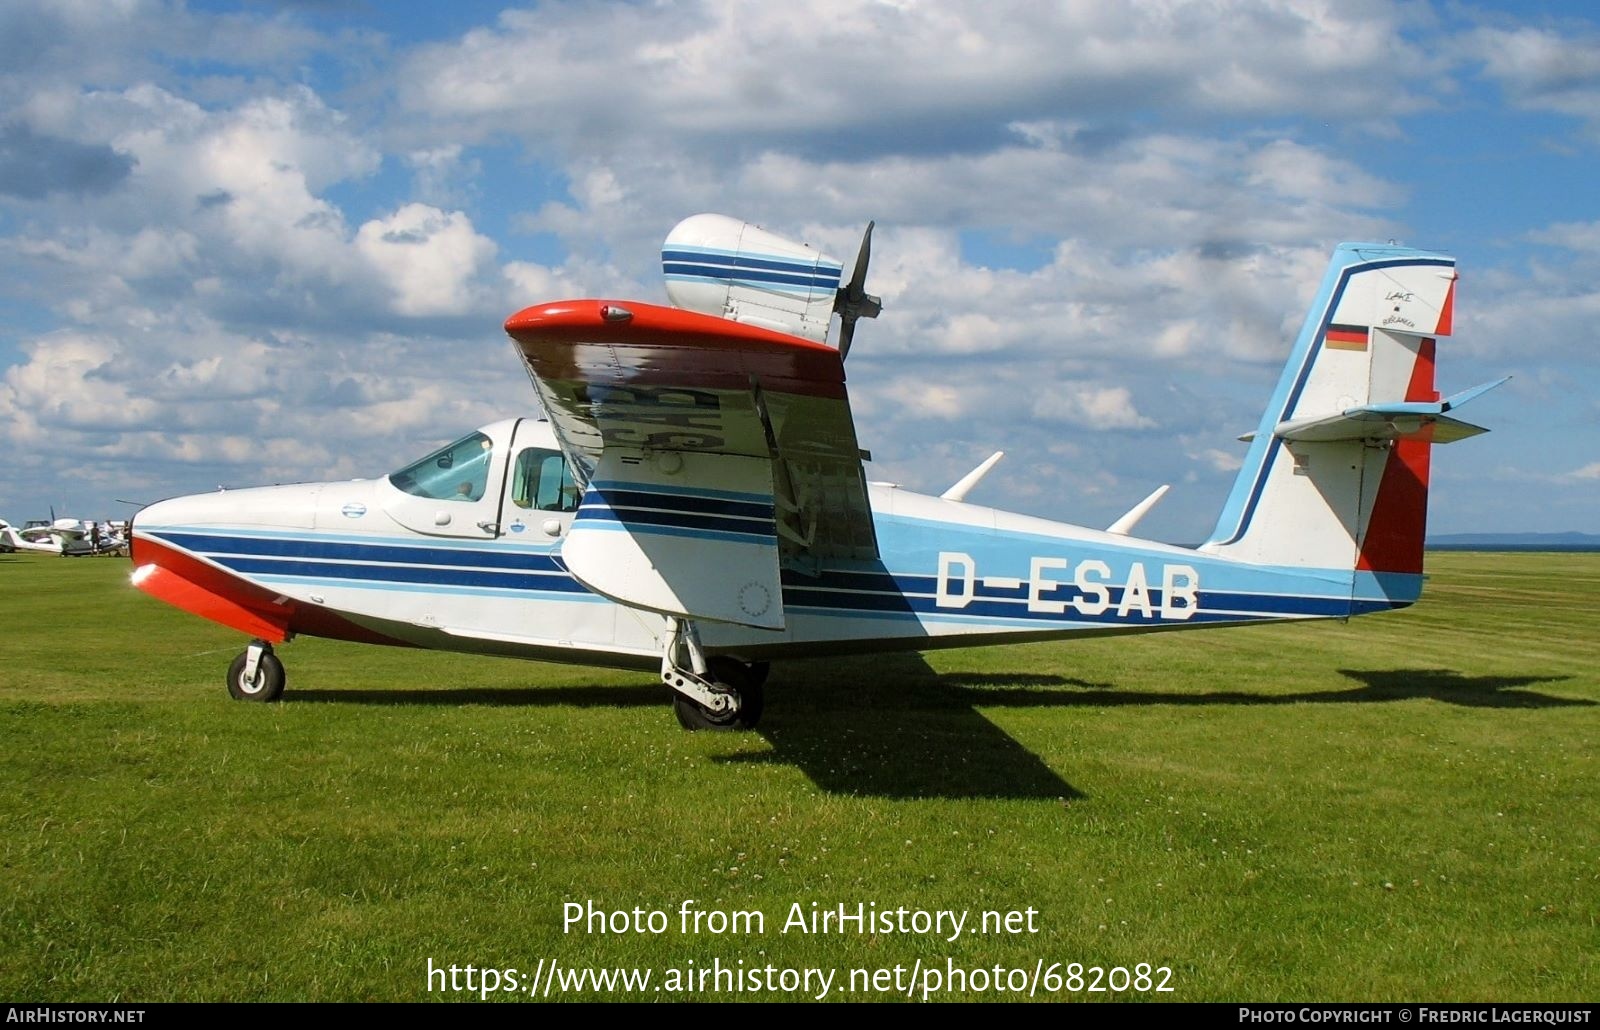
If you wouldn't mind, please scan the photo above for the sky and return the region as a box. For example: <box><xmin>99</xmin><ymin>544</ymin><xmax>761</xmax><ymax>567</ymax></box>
<box><xmin>1</xmin><ymin>0</ymin><xmax>1597</xmax><ymax>542</ymax></box>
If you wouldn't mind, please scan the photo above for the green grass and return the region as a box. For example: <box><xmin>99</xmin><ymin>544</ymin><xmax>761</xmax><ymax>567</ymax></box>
<box><xmin>1</xmin><ymin>550</ymin><xmax>1596</xmax><ymax>1002</ymax></box>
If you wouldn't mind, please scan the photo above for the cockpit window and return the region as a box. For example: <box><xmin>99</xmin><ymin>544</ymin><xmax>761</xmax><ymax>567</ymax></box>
<box><xmin>511</xmin><ymin>447</ymin><xmax>581</xmax><ymax>512</ymax></box>
<box><xmin>389</xmin><ymin>432</ymin><xmax>494</xmax><ymax>502</ymax></box>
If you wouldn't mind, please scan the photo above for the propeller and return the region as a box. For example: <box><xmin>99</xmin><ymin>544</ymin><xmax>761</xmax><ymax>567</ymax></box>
<box><xmin>833</xmin><ymin>220</ymin><xmax>882</xmax><ymax>360</ymax></box>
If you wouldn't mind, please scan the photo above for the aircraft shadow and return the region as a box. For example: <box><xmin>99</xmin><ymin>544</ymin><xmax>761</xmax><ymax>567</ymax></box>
<box><xmin>932</xmin><ymin>668</ymin><xmax>1587</xmax><ymax>712</ymax></box>
<box><xmin>290</xmin><ymin>654</ymin><xmax>1085</xmax><ymax>801</ymax></box>
<box><xmin>725</xmin><ymin>653</ymin><xmax>1085</xmax><ymax>801</ymax></box>
<box><xmin>286</xmin><ymin>662</ymin><xmax>1584</xmax><ymax>802</ymax></box>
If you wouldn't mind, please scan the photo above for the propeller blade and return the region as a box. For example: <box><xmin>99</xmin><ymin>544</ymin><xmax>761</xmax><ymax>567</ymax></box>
<box><xmin>849</xmin><ymin>221</ymin><xmax>873</xmax><ymax>300</ymax></box>
<box><xmin>833</xmin><ymin>220</ymin><xmax>882</xmax><ymax>360</ymax></box>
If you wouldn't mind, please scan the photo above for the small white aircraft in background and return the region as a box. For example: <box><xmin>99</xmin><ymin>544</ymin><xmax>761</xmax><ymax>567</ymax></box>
<box><xmin>3</xmin><ymin>517</ymin><xmax>78</xmax><ymax>554</ymax></box>
<box><xmin>129</xmin><ymin>214</ymin><xmax>1502</xmax><ymax>729</ymax></box>
<box><xmin>1</xmin><ymin>516</ymin><xmax>126</xmax><ymax>556</ymax></box>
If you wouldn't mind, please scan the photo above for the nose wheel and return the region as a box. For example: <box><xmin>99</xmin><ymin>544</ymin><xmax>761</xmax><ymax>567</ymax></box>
<box><xmin>226</xmin><ymin>640</ymin><xmax>286</xmax><ymax>702</ymax></box>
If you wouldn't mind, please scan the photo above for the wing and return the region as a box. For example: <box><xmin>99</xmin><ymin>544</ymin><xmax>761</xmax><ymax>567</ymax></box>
<box><xmin>503</xmin><ymin>299</ymin><xmax>877</xmax><ymax>630</ymax></box>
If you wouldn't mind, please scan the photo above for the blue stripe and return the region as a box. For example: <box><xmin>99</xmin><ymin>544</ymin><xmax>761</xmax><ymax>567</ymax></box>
<box><xmin>252</xmin><ymin>575</ymin><xmax>606</xmax><ymax>603</ymax></box>
<box><xmin>570</xmin><ymin>521</ymin><xmax>778</xmax><ymax>546</ymax></box>
<box><xmin>662</xmin><ymin>248</ymin><xmax>841</xmax><ymax>277</ymax></box>
<box><xmin>575</xmin><ymin>506</ymin><xmax>775</xmax><ymax>540</ymax></box>
<box><xmin>145</xmin><ymin>524</ymin><xmax>558</xmax><ymax>551</ymax></box>
<box><xmin>592</xmin><ymin>488</ymin><xmax>773</xmax><ymax>521</ymax></box>
<box><xmin>589</xmin><ymin>480</ymin><xmax>770</xmax><ymax>504</ymax></box>
<box><xmin>151</xmin><ymin>530</ymin><xmax>563</xmax><ymax>570</ymax></box>
<box><xmin>781</xmin><ymin>567</ymin><xmax>1362</xmax><ymax>614</ymax></box>
<box><xmin>780</xmin><ymin>582</ymin><xmax>1360</xmax><ymax>621</ymax></box>
<box><xmin>217</xmin><ymin>556</ymin><xmax>591</xmax><ymax>593</ymax></box>
<box><xmin>663</xmin><ymin>261</ymin><xmax>839</xmax><ymax>289</ymax></box>
<box><xmin>665</xmin><ymin>270</ymin><xmax>834</xmax><ymax>295</ymax></box>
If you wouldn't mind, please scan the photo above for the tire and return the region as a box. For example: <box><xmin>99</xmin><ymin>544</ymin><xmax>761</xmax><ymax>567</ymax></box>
<box><xmin>672</xmin><ymin>682</ymin><xmax>764</xmax><ymax>730</ymax></box>
<box><xmin>672</xmin><ymin>656</ymin><xmax>766</xmax><ymax>731</ymax></box>
<box><xmin>226</xmin><ymin>649</ymin><xmax>286</xmax><ymax>702</ymax></box>
<box><xmin>708</xmin><ymin>656</ymin><xmax>770</xmax><ymax>690</ymax></box>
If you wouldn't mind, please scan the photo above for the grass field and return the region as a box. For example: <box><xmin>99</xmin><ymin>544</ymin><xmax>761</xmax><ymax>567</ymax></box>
<box><xmin>1</xmin><ymin>550</ymin><xmax>1596</xmax><ymax>1002</ymax></box>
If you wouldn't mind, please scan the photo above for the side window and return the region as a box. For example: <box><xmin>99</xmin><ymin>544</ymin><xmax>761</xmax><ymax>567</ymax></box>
<box><xmin>511</xmin><ymin>448</ymin><xmax>581</xmax><ymax>512</ymax></box>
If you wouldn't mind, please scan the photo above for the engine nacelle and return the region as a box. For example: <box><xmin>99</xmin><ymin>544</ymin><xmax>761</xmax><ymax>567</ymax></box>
<box><xmin>662</xmin><ymin>214</ymin><xmax>844</xmax><ymax>343</ymax></box>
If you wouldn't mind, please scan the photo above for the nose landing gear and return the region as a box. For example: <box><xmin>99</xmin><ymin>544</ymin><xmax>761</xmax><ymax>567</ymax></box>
<box><xmin>226</xmin><ymin>639</ymin><xmax>286</xmax><ymax>702</ymax></box>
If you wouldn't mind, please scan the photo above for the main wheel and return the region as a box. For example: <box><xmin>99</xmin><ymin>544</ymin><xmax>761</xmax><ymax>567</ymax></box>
<box><xmin>672</xmin><ymin>684</ymin><xmax>764</xmax><ymax>731</ymax></box>
<box><xmin>226</xmin><ymin>648</ymin><xmax>286</xmax><ymax>702</ymax></box>
<box><xmin>672</xmin><ymin>656</ymin><xmax>766</xmax><ymax>731</ymax></box>
<box><xmin>709</xmin><ymin>655</ymin><xmax>769</xmax><ymax>690</ymax></box>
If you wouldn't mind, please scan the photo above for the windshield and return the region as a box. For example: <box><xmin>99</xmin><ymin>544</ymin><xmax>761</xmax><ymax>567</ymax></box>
<box><xmin>389</xmin><ymin>432</ymin><xmax>495</xmax><ymax>502</ymax></box>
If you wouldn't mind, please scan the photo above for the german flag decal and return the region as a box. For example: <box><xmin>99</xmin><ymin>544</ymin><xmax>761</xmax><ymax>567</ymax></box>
<box><xmin>1324</xmin><ymin>323</ymin><xmax>1368</xmax><ymax>350</ymax></box>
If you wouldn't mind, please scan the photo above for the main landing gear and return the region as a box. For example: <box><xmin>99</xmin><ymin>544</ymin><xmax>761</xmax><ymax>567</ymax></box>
<box><xmin>661</xmin><ymin>619</ymin><xmax>768</xmax><ymax>731</ymax></box>
<box><xmin>226</xmin><ymin>639</ymin><xmax>286</xmax><ymax>702</ymax></box>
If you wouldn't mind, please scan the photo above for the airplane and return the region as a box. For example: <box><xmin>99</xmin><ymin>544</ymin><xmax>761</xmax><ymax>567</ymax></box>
<box><xmin>1</xmin><ymin>516</ymin><xmax>95</xmax><ymax>555</ymax></box>
<box><xmin>127</xmin><ymin>214</ymin><xmax>1503</xmax><ymax>729</ymax></box>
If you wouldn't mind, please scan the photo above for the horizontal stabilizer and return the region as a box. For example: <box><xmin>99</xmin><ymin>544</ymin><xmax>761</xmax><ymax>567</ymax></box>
<box><xmin>1107</xmin><ymin>484</ymin><xmax>1170</xmax><ymax>536</ymax></box>
<box><xmin>941</xmin><ymin>451</ymin><xmax>1004</xmax><ymax>502</ymax></box>
<box><xmin>1274</xmin><ymin>376</ymin><xmax>1507</xmax><ymax>444</ymax></box>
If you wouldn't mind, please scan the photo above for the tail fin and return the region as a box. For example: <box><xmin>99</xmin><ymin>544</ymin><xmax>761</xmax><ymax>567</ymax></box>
<box><xmin>1201</xmin><ymin>243</ymin><xmax>1490</xmax><ymax>603</ymax></box>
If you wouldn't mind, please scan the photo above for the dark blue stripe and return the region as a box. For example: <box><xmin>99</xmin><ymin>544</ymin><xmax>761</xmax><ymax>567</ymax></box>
<box><xmin>593</xmin><ymin>489</ymin><xmax>773</xmax><ymax>521</ymax></box>
<box><xmin>782</xmin><ymin>567</ymin><xmax>1361</xmax><ymax>618</ymax></box>
<box><xmin>662</xmin><ymin>249</ymin><xmax>841</xmax><ymax>277</ymax></box>
<box><xmin>663</xmin><ymin>263</ymin><xmax>838</xmax><ymax>291</ymax></box>
<box><xmin>782</xmin><ymin>585</ymin><xmax>1363</xmax><ymax>622</ymax></box>
<box><xmin>219</xmin><ymin>556</ymin><xmax>591</xmax><ymax>593</ymax></box>
<box><xmin>575</xmin><ymin>506</ymin><xmax>776</xmax><ymax>539</ymax></box>
<box><xmin>153</xmin><ymin>531</ymin><xmax>562</xmax><ymax>571</ymax></box>
<box><xmin>781</xmin><ymin>567</ymin><xmax>905</xmax><ymax>593</ymax></box>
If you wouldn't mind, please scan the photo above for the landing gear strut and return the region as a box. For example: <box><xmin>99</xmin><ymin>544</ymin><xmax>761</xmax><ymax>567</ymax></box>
<box><xmin>227</xmin><ymin>639</ymin><xmax>286</xmax><ymax>702</ymax></box>
<box><xmin>661</xmin><ymin>619</ymin><xmax>766</xmax><ymax>730</ymax></box>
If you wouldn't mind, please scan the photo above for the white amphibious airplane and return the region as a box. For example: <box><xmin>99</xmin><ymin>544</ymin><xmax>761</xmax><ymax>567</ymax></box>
<box><xmin>1</xmin><ymin>516</ymin><xmax>94</xmax><ymax>555</ymax></box>
<box><xmin>129</xmin><ymin>214</ymin><xmax>1502</xmax><ymax>729</ymax></box>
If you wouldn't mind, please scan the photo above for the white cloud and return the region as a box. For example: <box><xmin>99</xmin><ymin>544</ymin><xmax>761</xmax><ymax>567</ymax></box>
<box><xmin>1529</xmin><ymin>221</ymin><xmax>1600</xmax><ymax>254</ymax></box>
<box><xmin>397</xmin><ymin>0</ymin><xmax>1434</xmax><ymax>152</ymax></box>
<box><xmin>1192</xmin><ymin>446</ymin><xmax>1246</xmax><ymax>474</ymax></box>
<box><xmin>355</xmin><ymin>204</ymin><xmax>499</xmax><ymax>317</ymax></box>
<box><xmin>1031</xmin><ymin>384</ymin><xmax>1156</xmax><ymax>431</ymax></box>
<box><xmin>1464</xmin><ymin>25</ymin><xmax>1600</xmax><ymax>134</ymax></box>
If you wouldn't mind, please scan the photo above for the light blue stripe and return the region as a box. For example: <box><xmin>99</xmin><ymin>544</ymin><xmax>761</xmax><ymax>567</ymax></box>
<box><xmin>142</xmin><ymin>523</ymin><xmax>559</xmax><ymax>552</ymax></box>
<box><xmin>252</xmin><ymin>574</ymin><xmax>607</xmax><ymax>603</ymax></box>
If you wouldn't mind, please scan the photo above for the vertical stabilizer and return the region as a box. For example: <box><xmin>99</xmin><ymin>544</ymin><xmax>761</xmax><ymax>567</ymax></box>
<box><xmin>1202</xmin><ymin>244</ymin><xmax>1460</xmax><ymax>603</ymax></box>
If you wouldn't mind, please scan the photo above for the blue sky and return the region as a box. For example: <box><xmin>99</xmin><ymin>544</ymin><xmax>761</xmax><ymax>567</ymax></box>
<box><xmin>1</xmin><ymin>0</ymin><xmax>1597</xmax><ymax>540</ymax></box>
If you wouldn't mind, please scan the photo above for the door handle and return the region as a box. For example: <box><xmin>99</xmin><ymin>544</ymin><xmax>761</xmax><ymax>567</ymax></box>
<box><xmin>476</xmin><ymin>520</ymin><xmax>500</xmax><ymax>534</ymax></box>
